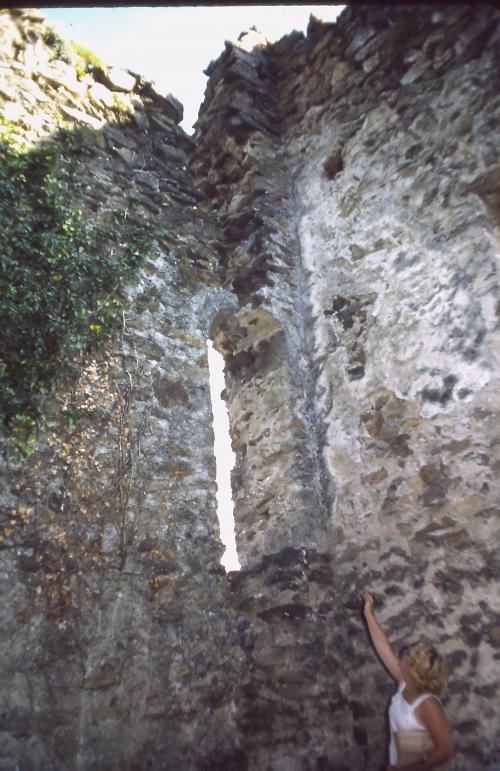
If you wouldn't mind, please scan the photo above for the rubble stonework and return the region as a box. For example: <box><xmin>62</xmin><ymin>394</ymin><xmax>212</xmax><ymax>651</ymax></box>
<box><xmin>0</xmin><ymin>5</ymin><xmax>499</xmax><ymax>770</ymax></box>
<box><xmin>0</xmin><ymin>8</ymin><xmax>242</xmax><ymax>770</ymax></box>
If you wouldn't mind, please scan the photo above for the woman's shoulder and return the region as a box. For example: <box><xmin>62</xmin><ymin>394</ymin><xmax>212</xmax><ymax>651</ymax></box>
<box><xmin>413</xmin><ymin>692</ymin><xmax>444</xmax><ymax>717</ymax></box>
<box><xmin>414</xmin><ymin>691</ymin><xmax>442</xmax><ymax>706</ymax></box>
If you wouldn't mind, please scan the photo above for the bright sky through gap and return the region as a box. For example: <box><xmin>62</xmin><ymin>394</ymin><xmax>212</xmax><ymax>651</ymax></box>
<box><xmin>42</xmin><ymin>5</ymin><xmax>345</xmax><ymax>132</ymax></box>
<box><xmin>207</xmin><ymin>341</ymin><xmax>239</xmax><ymax>573</ymax></box>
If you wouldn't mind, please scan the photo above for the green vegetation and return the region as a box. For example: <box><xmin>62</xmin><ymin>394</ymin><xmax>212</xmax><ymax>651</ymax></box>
<box><xmin>42</xmin><ymin>26</ymin><xmax>105</xmax><ymax>75</ymax></box>
<box><xmin>0</xmin><ymin>113</ymin><xmax>160</xmax><ymax>459</ymax></box>
<box><xmin>69</xmin><ymin>40</ymin><xmax>105</xmax><ymax>71</ymax></box>
<box><xmin>111</xmin><ymin>93</ymin><xmax>133</xmax><ymax>121</ymax></box>
<box><xmin>42</xmin><ymin>26</ymin><xmax>67</xmax><ymax>59</ymax></box>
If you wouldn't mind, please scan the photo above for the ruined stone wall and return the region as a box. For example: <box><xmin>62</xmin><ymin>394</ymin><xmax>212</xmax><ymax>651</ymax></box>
<box><xmin>0</xmin><ymin>10</ymin><xmax>242</xmax><ymax>770</ymax></box>
<box><xmin>289</xmin><ymin>15</ymin><xmax>500</xmax><ymax>770</ymax></box>
<box><xmin>1</xmin><ymin>5</ymin><xmax>500</xmax><ymax>771</ymax></box>
<box><xmin>193</xmin><ymin>5</ymin><xmax>500</xmax><ymax>770</ymax></box>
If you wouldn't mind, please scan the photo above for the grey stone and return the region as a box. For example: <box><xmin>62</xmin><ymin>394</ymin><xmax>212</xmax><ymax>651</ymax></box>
<box><xmin>133</xmin><ymin>170</ymin><xmax>159</xmax><ymax>192</ymax></box>
<box><xmin>99</xmin><ymin>66</ymin><xmax>137</xmax><ymax>93</ymax></box>
<box><xmin>103</xmin><ymin>125</ymin><xmax>137</xmax><ymax>150</ymax></box>
<box><xmin>114</xmin><ymin>147</ymin><xmax>137</xmax><ymax>166</ymax></box>
<box><xmin>88</xmin><ymin>81</ymin><xmax>115</xmax><ymax>109</ymax></box>
<box><xmin>37</xmin><ymin>60</ymin><xmax>87</xmax><ymax>96</ymax></box>
<box><xmin>59</xmin><ymin>104</ymin><xmax>102</xmax><ymax>129</ymax></box>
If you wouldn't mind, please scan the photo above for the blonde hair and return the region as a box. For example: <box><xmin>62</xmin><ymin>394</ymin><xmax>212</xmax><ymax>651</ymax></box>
<box><xmin>407</xmin><ymin>642</ymin><xmax>446</xmax><ymax>694</ymax></box>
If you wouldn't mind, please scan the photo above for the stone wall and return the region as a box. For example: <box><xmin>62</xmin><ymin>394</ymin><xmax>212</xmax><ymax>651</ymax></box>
<box><xmin>193</xmin><ymin>5</ymin><xmax>500</xmax><ymax>770</ymax></box>
<box><xmin>0</xmin><ymin>9</ymin><xmax>242</xmax><ymax>770</ymax></box>
<box><xmin>1</xmin><ymin>5</ymin><xmax>499</xmax><ymax>770</ymax></box>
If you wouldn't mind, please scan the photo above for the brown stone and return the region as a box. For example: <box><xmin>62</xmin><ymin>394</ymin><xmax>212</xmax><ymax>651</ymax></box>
<box><xmin>361</xmin><ymin>409</ymin><xmax>384</xmax><ymax>436</ymax></box>
<box><xmin>83</xmin><ymin>671</ymin><xmax>118</xmax><ymax>690</ymax></box>
<box><xmin>323</xmin><ymin>149</ymin><xmax>344</xmax><ymax>179</ymax></box>
<box><xmin>489</xmin><ymin>626</ymin><xmax>500</xmax><ymax>643</ymax></box>
<box><xmin>362</xmin><ymin>467</ymin><xmax>388</xmax><ymax>485</ymax></box>
<box><xmin>419</xmin><ymin>463</ymin><xmax>445</xmax><ymax>484</ymax></box>
<box><xmin>153</xmin><ymin>375</ymin><xmax>189</xmax><ymax>407</ymax></box>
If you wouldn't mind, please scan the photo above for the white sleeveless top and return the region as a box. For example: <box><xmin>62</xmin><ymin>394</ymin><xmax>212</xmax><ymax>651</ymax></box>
<box><xmin>389</xmin><ymin>681</ymin><xmax>441</xmax><ymax>764</ymax></box>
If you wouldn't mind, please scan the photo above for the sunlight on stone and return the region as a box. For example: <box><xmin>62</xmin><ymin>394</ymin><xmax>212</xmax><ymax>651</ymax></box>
<box><xmin>207</xmin><ymin>339</ymin><xmax>240</xmax><ymax>572</ymax></box>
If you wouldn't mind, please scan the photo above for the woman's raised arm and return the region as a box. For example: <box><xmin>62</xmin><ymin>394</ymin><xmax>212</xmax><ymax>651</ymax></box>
<box><xmin>362</xmin><ymin>591</ymin><xmax>403</xmax><ymax>683</ymax></box>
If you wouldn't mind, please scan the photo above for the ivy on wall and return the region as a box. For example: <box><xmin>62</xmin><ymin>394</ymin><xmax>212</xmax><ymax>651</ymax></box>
<box><xmin>0</xmin><ymin>113</ymin><xmax>160</xmax><ymax>458</ymax></box>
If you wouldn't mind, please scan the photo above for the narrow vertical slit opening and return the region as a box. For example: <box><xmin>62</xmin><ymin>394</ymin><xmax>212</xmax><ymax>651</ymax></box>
<box><xmin>207</xmin><ymin>339</ymin><xmax>240</xmax><ymax>572</ymax></box>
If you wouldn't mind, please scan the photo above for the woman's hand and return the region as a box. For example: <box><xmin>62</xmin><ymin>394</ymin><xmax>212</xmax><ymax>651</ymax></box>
<box><xmin>361</xmin><ymin>591</ymin><xmax>374</xmax><ymax>613</ymax></box>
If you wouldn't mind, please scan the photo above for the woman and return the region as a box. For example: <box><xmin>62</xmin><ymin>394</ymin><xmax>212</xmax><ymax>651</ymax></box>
<box><xmin>361</xmin><ymin>591</ymin><xmax>454</xmax><ymax>770</ymax></box>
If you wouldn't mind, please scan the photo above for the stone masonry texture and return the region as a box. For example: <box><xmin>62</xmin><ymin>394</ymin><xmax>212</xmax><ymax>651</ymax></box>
<box><xmin>0</xmin><ymin>5</ymin><xmax>499</xmax><ymax>770</ymax></box>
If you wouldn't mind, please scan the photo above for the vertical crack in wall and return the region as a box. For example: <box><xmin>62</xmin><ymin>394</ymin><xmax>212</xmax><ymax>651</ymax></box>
<box><xmin>281</xmin><ymin>141</ymin><xmax>336</xmax><ymax>541</ymax></box>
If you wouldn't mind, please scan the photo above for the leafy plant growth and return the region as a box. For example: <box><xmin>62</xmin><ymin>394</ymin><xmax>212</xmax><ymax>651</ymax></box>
<box><xmin>69</xmin><ymin>41</ymin><xmax>106</xmax><ymax>72</ymax></box>
<box><xmin>42</xmin><ymin>26</ymin><xmax>105</xmax><ymax>73</ymax></box>
<box><xmin>0</xmin><ymin>113</ymin><xmax>159</xmax><ymax>457</ymax></box>
<box><xmin>42</xmin><ymin>26</ymin><xmax>67</xmax><ymax>59</ymax></box>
